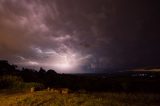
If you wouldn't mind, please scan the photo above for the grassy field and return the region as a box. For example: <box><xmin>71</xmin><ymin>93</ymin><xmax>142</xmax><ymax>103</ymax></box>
<box><xmin>0</xmin><ymin>90</ymin><xmax>160</xmax><ymax>106</ymax></box>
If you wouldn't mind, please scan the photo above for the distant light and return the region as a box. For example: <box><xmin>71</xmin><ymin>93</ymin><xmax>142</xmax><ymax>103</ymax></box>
<box><xmin>28</xmin><ymin>61</ymin><xmax>39</xmax><ymax>65</ymax></box>
<box><xmin>53</xmin><ymin>54</ymin><xmax>77</xmax><ymax>71</ymax></box>
<box><xmin>55</xmin><ymin>63</ymin><xmax>72</xmax><ymax>70</ymax></box>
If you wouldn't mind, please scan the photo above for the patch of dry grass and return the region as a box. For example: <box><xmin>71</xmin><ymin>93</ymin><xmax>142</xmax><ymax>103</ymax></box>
<box><xmin>0</xmin><ymin>90</ymin><xmax>159</xmax><ymax>106</ymax></box>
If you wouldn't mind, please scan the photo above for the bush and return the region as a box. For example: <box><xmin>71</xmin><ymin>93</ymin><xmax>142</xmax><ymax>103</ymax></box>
<box><xmin>0</xmin><ymin>75</ymin><xmax>23</xmax><ymax>89</ymax></box>
<box><xmin>24</xmin><ymin>82</ymin><xmax>45</xmax><ymax>91</ymax></box>
<box><xmin>0</xmin><ymin>75</ymin><xmax>44</xmax><ymax>91</ymax></box>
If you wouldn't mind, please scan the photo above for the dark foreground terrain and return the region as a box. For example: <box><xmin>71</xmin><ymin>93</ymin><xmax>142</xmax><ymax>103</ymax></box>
<box><xmin>0</xmin><ymin>90</ymin><xmax>160</xmax><ymax>106</ymax></box>
<box><xmin>0</xmin><ymin>60</ymin><xmax>160</xmax><ymax>105</ymax></box>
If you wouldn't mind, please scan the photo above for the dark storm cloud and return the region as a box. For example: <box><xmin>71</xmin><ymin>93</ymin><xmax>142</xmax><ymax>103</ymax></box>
<box><xmin>0</xmin><ymin>0</ymin><xmax>159</xmax><ymax>73</ymax></box>
<box><xmin>107</xmin><ymin>0</ymin><xmax>160</xmax><ymax>70</ymax></box>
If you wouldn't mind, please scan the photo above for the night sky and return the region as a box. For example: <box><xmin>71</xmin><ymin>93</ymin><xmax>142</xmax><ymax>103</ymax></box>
<box><xmin>0</xmin><ymin>0</ymin><xmax>160</xmax><ymax>73</ymax></box>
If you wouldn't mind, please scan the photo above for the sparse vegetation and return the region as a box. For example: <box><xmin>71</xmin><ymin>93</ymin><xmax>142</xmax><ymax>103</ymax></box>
<box><xmin>0</xmin><ymin>90</ymin><xmax>159</xmax><ymax>106</ymax></box>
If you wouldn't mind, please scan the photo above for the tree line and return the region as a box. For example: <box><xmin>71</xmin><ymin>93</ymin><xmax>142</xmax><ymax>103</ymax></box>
<box><xmin>1</xmin><ymin>60</ymin><xmax>160</xmax><ymax>93</ymax></box>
